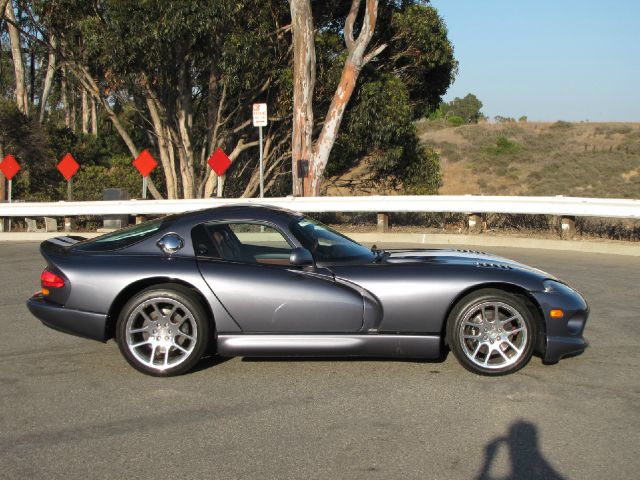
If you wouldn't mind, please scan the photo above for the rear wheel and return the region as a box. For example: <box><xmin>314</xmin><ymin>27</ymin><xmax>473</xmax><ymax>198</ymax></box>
<box><xmin>116</xmin><ymin>285</ymin><xmax>210</xmax><ymax>376</ymax></box>
<box><xmin>447</xmin><ymin>289</ymin><xmax>536</xmax><ymax>376</ymax></box>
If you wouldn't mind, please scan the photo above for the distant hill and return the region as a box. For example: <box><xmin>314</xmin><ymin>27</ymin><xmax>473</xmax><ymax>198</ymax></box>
<box><xmin>418</xmin><ymin>121</ymin><xmax>640</xmax><ymax>198</ymax></box>
<box><xmin>325</xmin><ymin>121</ymin><xmax>640</xmax><ymax>198</ymax></box>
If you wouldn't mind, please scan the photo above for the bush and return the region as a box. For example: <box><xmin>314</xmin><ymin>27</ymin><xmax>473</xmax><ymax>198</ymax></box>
<box><xmin>550</xmin><ymin>120</ymin><xmax>572</xmax><ymax>129</ymax></box>
<box><xmin>447</xmin><ymin>115</ymin><xmax>465</xmax><ymax>127</ymax></box>
<box><xmin>61</xmin><ymin>155</ymin><xmax>145</xmax><ymax>200</ymax></box>
<box><xmin>485</xmin><ymin>136</ymin><xmax>519</xmax><ymax>155</ymax></box>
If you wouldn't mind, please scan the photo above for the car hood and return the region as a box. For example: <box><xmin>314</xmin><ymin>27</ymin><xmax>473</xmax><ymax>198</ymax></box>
<box><xmin>381</xmin><ymin>248</ymin><xmax>557</xmax><ymax>280</ymax></box>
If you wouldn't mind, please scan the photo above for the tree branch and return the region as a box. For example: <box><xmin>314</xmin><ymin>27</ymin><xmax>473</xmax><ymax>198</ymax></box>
<box><xmin>344</xmin><ymin>0</ymin><xmax>360</xmax><ymax>52</ymax></box>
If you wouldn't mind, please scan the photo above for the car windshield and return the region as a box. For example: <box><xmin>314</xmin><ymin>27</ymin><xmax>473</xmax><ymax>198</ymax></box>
<box><xmin>74</xmin><ymin>218</ymin><xmax>171</xmax><ymax>252</ymax></box>
<box><xmin>291</xmin><ymin>217</ymin><xmax>375</xmax><ymax>263</ymax></box>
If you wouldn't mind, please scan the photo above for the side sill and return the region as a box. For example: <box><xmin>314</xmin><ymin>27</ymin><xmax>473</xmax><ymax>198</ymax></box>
<box><xmin>217</xmin><ymin>334</ymin><xmax>441</xmax><ymax>359</ymax></box>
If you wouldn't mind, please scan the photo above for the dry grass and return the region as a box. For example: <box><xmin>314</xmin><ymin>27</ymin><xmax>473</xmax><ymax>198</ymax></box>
<box><xmin>417</xmin><ymin>121</ymin><xmax>640</xmax><ymax>199</ymax></box>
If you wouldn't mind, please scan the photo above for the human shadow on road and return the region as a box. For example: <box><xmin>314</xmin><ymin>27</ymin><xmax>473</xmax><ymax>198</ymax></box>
<box><xmin>475</xmin><ymin>420</ymin><xmax>566</xmax><ymax>480</ymax></box>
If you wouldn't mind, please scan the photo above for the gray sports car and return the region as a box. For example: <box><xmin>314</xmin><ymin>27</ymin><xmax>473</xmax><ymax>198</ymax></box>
<box><xmin>27</xmin><ymin>205</ymin><xmax>588</xmax><ymax>376</ymax></box>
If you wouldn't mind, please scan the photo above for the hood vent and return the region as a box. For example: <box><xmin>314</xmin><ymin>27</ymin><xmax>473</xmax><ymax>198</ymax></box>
<box><xmin>476</xmin><ymin>262</ymin><xmax>513</xmax><ymax>270</ymax></box>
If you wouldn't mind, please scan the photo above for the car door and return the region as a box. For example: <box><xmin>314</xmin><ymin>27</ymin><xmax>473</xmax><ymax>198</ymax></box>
<box><xmin>192</xmin><ymin>221</ymin><xmax>364</xmax><ymax>333</ymax></box>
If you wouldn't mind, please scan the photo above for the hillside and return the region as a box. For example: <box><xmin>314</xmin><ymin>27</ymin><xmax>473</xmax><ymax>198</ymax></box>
<box><xmin>418</xmin><ymin>121</ymin><xmax>640</xmax><ymax>198</ymax></box>
<box><xmin>325</xmin><ymin>121</ymin><xmax>640</xmax><ymax>198</ymax></box>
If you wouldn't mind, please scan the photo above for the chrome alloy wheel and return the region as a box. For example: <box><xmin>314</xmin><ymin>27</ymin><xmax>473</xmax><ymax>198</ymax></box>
<box><xmin>125</xmin><ymin>297</ymin><xmax>198</xmax><ymax>371</ymax></box>
<box><xmin>458</xmin><ymin>301</ymin><xmax>528</xmax><ymax>370</ymax></box>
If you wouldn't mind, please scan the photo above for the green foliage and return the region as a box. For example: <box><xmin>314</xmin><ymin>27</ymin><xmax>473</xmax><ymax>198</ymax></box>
<box><xmin>9</xmin><ymin>1</ymin><xmax>456</xmax><ymax>200</ymax></box>
<box><xmin>386</xmin><ymin>4</ymin><xmax>458</xmax><ymax>117</ymax></box>
<box><xmin>447</xmin><ymin>115</ymin><xmax>465</xmax><ymax>127</ymax></box>
<box><xmin>486</xmin><ymin>136</ymin><xmax>520</xmax><ymax>155</ymax></box>
<box><xmin>518</xmin><ymin>116</ymin><xmax>528</xmax><ymax>123</ymax></box>
<box><xmin>0</xmin><ymin>100</ymin><xmax>53</xmax><ymax>200</ymax></box>
<box><xmin>495</xmin><ymin>116</ymin><xmax>516</xmax><ymax>123</ymax></box>
<box><xmin>441</xmin><ymin>93</ymin><xmax>484</xmax><ymax>123</ymax></box>
<box><xmin>402</xmin><ymin>146</ymin><xmax>442</xmax><ymax>194</ymax></box>
<box><xmin>328</xmin><ymin>75</ymin><xmax>441</xmax><ymax>194</ymax></box>
<box><xmin>62</xmin><ymin>155</ymin><xmax>143</xmax><ymax>201</ymax></box>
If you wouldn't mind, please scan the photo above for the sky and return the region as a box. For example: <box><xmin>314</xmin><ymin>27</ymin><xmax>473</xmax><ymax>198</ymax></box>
<box><xmin>429</xmin><ymin>0</ymin><xmax>640</xmax><ymax>122</ymax></box>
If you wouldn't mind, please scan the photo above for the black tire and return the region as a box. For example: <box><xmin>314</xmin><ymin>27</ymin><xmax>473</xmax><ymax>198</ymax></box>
<box><xmin>116</xmin><ymin>284</ymin><xmax>210</xmax><ymax>376</ymax></box>
<box><xmin>446</xmin><ymin>288</ymin><xmax>536</xmax><ymax>376</ymax></box>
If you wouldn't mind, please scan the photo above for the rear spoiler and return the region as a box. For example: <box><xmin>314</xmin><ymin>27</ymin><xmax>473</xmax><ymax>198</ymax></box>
<box><xmin>41</xmin><ymin>235</ymin><xmax>87</xmax><ymax>255</ymax></box>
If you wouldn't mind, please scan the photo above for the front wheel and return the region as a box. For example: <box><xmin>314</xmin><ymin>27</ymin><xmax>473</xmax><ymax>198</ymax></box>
<box><xmin>116</xmin><ymin>285</ymin><xmax>210</xmax><ymax>376</ymax></box>
<box><xmin>447</xmin><ymin>289</ymin><xmax>536</xmax><ymax>376</ymax></box>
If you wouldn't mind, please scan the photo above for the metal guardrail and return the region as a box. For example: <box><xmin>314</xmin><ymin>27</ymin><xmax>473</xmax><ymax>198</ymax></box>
<box><xmin>0</xmin><ymin>195</ymin><xmax>638</xmax><ymax>219</ymax></box>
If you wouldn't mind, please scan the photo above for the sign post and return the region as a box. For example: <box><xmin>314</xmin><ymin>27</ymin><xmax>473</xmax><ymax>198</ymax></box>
<box><xmin>57</xmin><ymin>153</ymin><xmax>80</xmax><ymax>201</ymax></box>
<box><xmin>0</xmin><ymin>154</ymin><xmax>20</xmax><ymax>204</ymax></box>
<box><xmin>0</xmin><ymin>154</ymin><xmax>21</xmax><ymax>232</ymax></box>
<box><xmin>252</xmin><ymin>103</ymin><xmax>268</xmax><ymax>198</ymax></box>
<box><xmin>133</xmin><ymin>150</ymin><xmax>158</xmax><ymax>199</ymax></box>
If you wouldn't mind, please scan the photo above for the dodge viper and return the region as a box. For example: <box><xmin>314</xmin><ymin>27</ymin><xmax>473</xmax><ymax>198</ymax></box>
<box><xmin>27</xmin><ymin>205</ymin><xmax>588</xmax><ymax>376</ymax></box>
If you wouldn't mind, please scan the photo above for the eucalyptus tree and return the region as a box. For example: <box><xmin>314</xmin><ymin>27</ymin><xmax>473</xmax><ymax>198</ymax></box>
<box><xmin>289</xmin><ymin>0</ymin><xmax>457</xmax><ymax>195</ymax></box>
<box><xmin>38</xmin><ymin>0</ymin><xmax>292</xmax><ymax>199</ymax></box>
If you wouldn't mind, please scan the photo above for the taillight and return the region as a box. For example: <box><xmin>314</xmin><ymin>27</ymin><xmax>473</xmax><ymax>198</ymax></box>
<box><xmin>41</xmin><ymin>269</ymin><xmax>65</xmax><ymax>288</ymax></box>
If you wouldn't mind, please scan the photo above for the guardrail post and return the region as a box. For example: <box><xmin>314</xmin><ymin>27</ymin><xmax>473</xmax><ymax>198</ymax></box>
<box><xmin>44</xmin><ymin>217</ymin><xmax>58</xmax><ymax>232</ymax></box>
<box><xmin>560</xmin><ymin>216</ymin><xmax>576</xmax><ymax>240</ymax></box>
<box><xmin>377</xmin><ymin>213</ymin><xmax>389</xmax><ymax>233</ymax></box>
<box><xmin>64</xmin><ymin>217</ymin><xmax>76</xmax><ymax>232</ymax></box>
<box><xmin>468</xmin><ymin>213</ymin><xmax>483</xmax><ymax>234</ymax></box>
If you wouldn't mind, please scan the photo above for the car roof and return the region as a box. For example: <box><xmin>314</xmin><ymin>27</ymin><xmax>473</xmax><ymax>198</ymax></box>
<box><xmin>171</xmin><ymin>203</ymin><xmax>304</xmax><ymax>226</ymax></box>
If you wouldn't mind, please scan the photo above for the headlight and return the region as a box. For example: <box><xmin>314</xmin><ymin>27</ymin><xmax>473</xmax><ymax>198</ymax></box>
<box><xmin>543</xmin><ymin>279</ymin><xmax>576</xmax><ymax>295</ymax></box>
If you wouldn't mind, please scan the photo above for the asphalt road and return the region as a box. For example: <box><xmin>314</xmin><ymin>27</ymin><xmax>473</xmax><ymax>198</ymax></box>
<box><xmin>0</xmin><ymin>241</ymin><xmax>638</xmax><ymax>480</ymax></box>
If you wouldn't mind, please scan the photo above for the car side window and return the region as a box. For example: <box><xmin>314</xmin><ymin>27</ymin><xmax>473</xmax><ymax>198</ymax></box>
<box><xmin>194</xmin><ymin>222</ymin><xmax>293</xmax><ymax>265</ymax></box>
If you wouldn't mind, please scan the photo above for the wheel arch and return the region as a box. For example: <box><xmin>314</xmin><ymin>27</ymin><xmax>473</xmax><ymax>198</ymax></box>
<box><xmin>441</xmin><ymin>282</ymin><xmax>546</xmax><ymax>354</ymax></box>
<box><xmin>106</xmin><ymin>277</ymin><xmax>215</xmax><ymax>341</ymax></box>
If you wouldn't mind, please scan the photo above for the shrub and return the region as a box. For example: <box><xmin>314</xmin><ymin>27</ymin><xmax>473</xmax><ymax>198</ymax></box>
<box><xmin>447</xmin><ymin>115</ymin><xmax>465</xmax><ymax>127</ymax></box>
<box><xmin>485</xmin><ymin>136</ymin><xmax>519</xmax><ymax>155</ymax></box>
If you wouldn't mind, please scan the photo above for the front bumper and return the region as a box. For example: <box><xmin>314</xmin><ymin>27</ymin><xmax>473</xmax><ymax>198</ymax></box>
<box><xmin>545</xmin><ymin>335</ymin><xmax>589</xmax><ymax>364</ymax></box>
<box><xmin>27</xmin><ymin>294</ymin><xmax>109</xmax><ymax>342</ymax></box>
<box><xmin>531</xmin><ymin>282</ymin><xmax>589</xmax><ymax>364</ymax></box>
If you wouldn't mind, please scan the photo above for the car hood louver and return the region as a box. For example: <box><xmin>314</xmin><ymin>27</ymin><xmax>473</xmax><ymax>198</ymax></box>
<box><xmin>475</xmin><ymin>262</ymin><xmax>513</xmax><ymax>270</ymax></box>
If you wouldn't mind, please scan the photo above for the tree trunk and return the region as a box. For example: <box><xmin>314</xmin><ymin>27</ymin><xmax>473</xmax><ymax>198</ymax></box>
<box><xmin>81</xmin><ymin>88</ymin><xmax>89</xmax><ymax>134</ymax></box>
<box><xmin>70</xmin><ymin>87</ymin><xmax>76</xmax><ymax>131</ymax></box>
<box><xmin>4</xmin><ymin>1</ymin><xmax>29</xmax><ymax>114</ymax></box>
<box><xmin>289</xmin><ymin>0</ymin><xmax>315</xmax><ymax>196</ymax></box>
<box><xmin>91</xmin><ymin>97</ymin><xmax>97</xmax><ymax>135</ymax></box>
<box><xmin>29</xmin><ymin>47</ymin><xmax>35</xmax><ymax>104</ymax></box>
<box><xmin>291</xmin><ymin>0</ymin><xmax>384</xmax><ymax>196</ymax></box>
<box><xmin>144</xmin><ymin>89</ymin><xmax>178</xmax><ymax>199</ymax></box>
<box><xmin>200</xmin><ymin>71</ymin><xmax>222</xmax><ymax>198</ymax></box>
<box><xmin>204</xmin><ymin>137</ymin><xmax>259</xmax><ymax>198</ymax></box>
<box><xmin>175</xmin><ymin>63</ymin><xmax>196</xmax><ymax>198</ymax></box>
<box><xmin>61</xmin><ymin>66</ymin><xmax>70</xmax><ymax>128</ymax></box>
<box><xmin>68</xmin><ymin>62</ymin><xmax>163</xmax><ymax>199</ymax></box>
<box><xmin>306</xmin><ymin>59</ymin><xmax>358</xmax><ymax>196</ymax></box>
<box><xmin>39</xmin><ymin>35</ymin><xmax>57</xmax><ymax>123</ymax></box>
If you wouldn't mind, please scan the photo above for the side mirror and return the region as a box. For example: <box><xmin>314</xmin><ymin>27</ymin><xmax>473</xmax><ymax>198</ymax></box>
<box><xmin>289</xmin><ymin>247</ymin><xmax>314</xmax><ymax>267</ymax></box>
<box><xmin>157</xmin><ymin>233</ymin><xmax>184</xmax><ymax>255</ymax></box>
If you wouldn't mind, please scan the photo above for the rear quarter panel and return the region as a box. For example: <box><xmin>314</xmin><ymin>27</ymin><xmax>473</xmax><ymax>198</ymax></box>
<box><xmin>47</xmin><ymin>252</ymin><xmax>241</xmax><ymax>334</ymax></box>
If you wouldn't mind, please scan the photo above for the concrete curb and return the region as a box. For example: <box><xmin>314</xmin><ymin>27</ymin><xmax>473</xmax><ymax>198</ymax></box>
<box><xmin>1</xmin><ymin>230</ymin><xmax>638</xmax><ymax>256</ymax></box>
